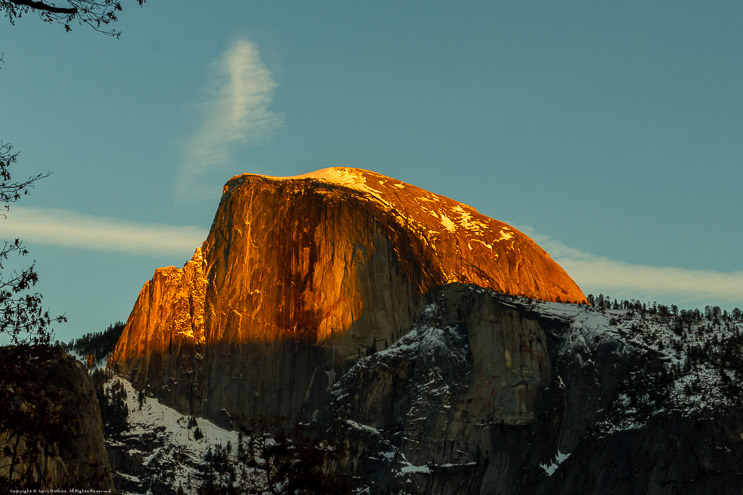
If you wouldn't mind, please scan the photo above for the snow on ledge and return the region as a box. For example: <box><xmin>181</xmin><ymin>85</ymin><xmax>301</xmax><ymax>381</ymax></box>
<box><xmin>540</xmin><ymin>450</ymin><xmax>571</xmax><ymax>476</ymax></box>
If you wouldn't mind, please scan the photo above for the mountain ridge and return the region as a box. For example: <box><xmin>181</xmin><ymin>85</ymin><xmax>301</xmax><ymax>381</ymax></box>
<box><xmin>109</xmin><ymin>167</ymin><xmax>585</xmax><ymax>425</ymax></box>
<box><xmin>222</xmin><ymin>167</ymin><xmax>584</xmax><ymax>305</ymax></box>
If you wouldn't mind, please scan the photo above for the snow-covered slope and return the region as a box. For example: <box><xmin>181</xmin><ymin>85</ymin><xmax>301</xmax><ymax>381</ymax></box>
<box><xmin>106</xmin><ymin>378</ymin><xmax>239</xmax><ymax>494</ymax></box>
<box><xmin>530</xmin><ymin>296</ymin><xmax>743</xmax><ymax>420</ymax></box>
<box><xmin>104</xmin><ymin>376</ymin><xmax>345</xmax><ymax>495</ymax></box>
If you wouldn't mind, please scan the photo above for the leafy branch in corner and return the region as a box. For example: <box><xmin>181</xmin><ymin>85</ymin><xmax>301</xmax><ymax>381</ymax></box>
<box><xmin>1</xmin><ymin>0</ymin><xmax>145</xmax><ymax>37</ymax></box>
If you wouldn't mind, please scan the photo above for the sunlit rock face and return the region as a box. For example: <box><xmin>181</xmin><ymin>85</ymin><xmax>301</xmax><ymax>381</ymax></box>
<box><xmin>109</xmin><ymin>167</ymin><xmax>585</xmax><ymax>422</ymax></box>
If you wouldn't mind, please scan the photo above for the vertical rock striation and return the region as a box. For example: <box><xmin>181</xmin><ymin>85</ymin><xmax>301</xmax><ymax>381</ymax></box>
<box><xmin>110</xmin><ymin>167</ymin><xmax>585</xmax><ymax>422</ymax></box>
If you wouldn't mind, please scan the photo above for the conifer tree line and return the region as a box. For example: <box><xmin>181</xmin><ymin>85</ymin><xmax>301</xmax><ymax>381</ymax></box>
<box><xmin>580</xmin><ymin>293</ymin><xmax>743</xmax><ymax>409</ymax></box>
<box><xmin>91</xmin><ymin>369</ymin><xmax>129</xmax><ymax>437</ymax></box>
<box><xmin>585</xmin><ymin>293</ymin><xmax>742</xmax><ymax>323</ymax></box>
<box><xmin>65</xmin><ymin>321</ymin><xmax>125</xmax><ymax>365</ymax></box>
<box><xmin>186</xmin><ymin>416</ymin><xmax>350</xmax><ymax>495</ymax></box>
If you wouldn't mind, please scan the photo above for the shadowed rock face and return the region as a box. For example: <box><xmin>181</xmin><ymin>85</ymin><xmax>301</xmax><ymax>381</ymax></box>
<box><xmin>325</xmin><ymin>285</ymin><xmax>743</xmax><ymax>495</ymax></box>
<box><xmin>325</xmin><ymin>284</ymin><xmax>556</xmax><ymax>494</ymax></box>
<box><xmin>103</xmin><ymin>277</ymin><xmax>743</xmax><ymax>494</ymax></box>
<box><xmin>0</xmin><ymin>347</ymin><xmax>113</xmax><ymax>490</ymax></box>
<box><xmin>109</xmin><ymin>167</ymin><xmax>585</xmax><ymax>422</ymax></box>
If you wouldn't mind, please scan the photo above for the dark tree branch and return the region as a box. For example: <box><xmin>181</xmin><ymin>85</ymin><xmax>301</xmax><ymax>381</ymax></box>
<box><xmin>2</xmin><ymin>0</ymin><xmax>144</xmax><ymax>37</ymax></box>
<box><xmin>1</xmin><ymin>145</ymin><xmax>64</xmax><ymax>345</ymax></box>
<box><xmin>8</xmin><ymin>0</ymin><xmax>76</xmax><ymax>15</ymax></box>
<box><xmin>1</xmin><ymin>143</ymin><xmax>51</xmax><ymax>209</ymax></box>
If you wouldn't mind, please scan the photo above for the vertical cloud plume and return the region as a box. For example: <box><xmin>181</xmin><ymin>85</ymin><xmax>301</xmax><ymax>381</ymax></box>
<box><xmin>176</xmin><ymin>39</ymin><xmax>284</xmax><ymax>201</ymax></box>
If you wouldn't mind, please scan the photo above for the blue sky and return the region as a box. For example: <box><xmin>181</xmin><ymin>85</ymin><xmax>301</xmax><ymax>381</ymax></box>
<box><xmin>1</xmin><ymin>1</ymin><xmax>742</xmax><ymax>342</ymax></box>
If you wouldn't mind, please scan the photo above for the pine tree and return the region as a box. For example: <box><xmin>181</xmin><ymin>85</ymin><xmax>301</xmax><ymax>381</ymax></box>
<box><xmin>237</xmin><ymin>430</ymin><xmax>245</xmax><ymax>462</ymax></box>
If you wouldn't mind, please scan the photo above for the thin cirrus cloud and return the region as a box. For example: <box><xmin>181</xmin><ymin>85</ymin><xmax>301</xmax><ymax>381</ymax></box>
<box><xmin>175</xmin><ymin>38</ymin><xmax>284</xmax><ymax>201</ymax></box>
<box><xmin>519</xmin><ymin>226</ymin><xmax>743</xmax><ymax>308</ymax></box>
<box><xmin>3</xmin><ymin>207</ymin><xmax>208</xmax><ymax>256</ymax></box>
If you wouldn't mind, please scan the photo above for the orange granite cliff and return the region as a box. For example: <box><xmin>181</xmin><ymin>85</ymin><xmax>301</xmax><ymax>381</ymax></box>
<box><xmin>109</xmin><ymin>167</ymin><xmax>585</xmax><ymax>421</ymax></box>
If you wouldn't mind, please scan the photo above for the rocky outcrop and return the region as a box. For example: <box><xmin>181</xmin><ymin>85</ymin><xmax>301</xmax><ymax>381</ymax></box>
<box><xmin>0</xmin><ymin>346</ymin><xmax>114</xmax><ymax>491</ymax></box>
<box><xmin>542</xmin><ymin>409</ymin><xmax>743</xmax><ymax>495</ymax></box>
<box><xmin>324</xmin><ymin>283</ymin><xmax>560</xmax><ymax>494</ymax></box>
<box><xmin>325</xmin><ymin>284</ymin><xmax>743</xmax><ymax>494</ymax></box>
<box><xmin>109</xmin><ymin>167</ymin><xmax>584</xmax><ymax>423</ymax></box>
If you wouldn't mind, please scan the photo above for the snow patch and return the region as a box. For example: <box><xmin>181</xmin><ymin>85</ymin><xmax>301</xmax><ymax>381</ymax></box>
<box><xmin>541</xmin><ymin>450</ymin><xmax>571</xmax><ymax>476</ymax></box>
<box><xmin>400</xmin><ymin>464</ymin><xmax>431</xmax><ymax>474</ymax></box>
<box><xmin>345</xmin><ymin>419</ymin><xmax>381</xmax><ymax>436</ymax></box>
<box><xmin>497</xmin><ymin>229</ymin><xmax>513</xmax><ymax>241</ymax></box>
<box><xmin>439</xmin><ymin>214</ymin><xmax>457</xmax><ymax>233</ymax></box>
<box><xmin>451</xmin><ymin>205</ymin><xmax>488</xmax><ymax>234</ymax></box>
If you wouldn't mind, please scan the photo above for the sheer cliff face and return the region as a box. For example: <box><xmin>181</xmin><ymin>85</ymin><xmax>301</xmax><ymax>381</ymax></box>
<box><xmin>110</xmin><ymin>167</ymin><xmax>585</xmax><ymax>420</ymax></box>
<box><xmin>325</xmin><ymin>284</ymin><xmax>554</xmax><ymax>493</ymax></box>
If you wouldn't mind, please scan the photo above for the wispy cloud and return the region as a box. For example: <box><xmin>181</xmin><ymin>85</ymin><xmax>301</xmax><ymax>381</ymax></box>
<box><xmin>3</xmin><ymin>207</ymin><xmax>207</xmax><ymax>256</ymax></box>
<box><xmin>7</xmin><ymin>205</ymin><xmax>737</xmax><ymax>308</ymax></box>
<box><xmin>518</xmin><ymin>226</ymin><xmax>743</xmax><ymax>308</ymax></box>
<box><xmin>176</xmin><ymin>38</ymin><xmax>284</xmax><ymax>201</ymax></box>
